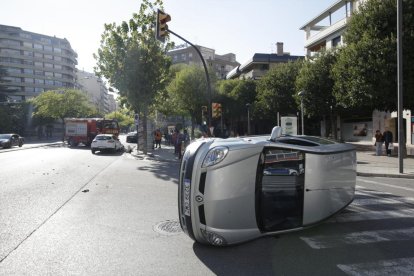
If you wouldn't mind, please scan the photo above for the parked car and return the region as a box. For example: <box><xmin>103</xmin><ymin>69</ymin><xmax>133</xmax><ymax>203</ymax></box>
<box><xmin>178</xmin><ymin>126</ymin><xmax>356</xmax><ymax>246</ymax></box>
<box><xmin>126</xmin><ymin>131</ymin><xmax>138</xmax><ymax>143</ymax></box>
<box><xmin>91</xmin><ymin>134</ymin><xmax>123</xmax><ymax>154</ymax></box>
<box><xmin>0</xmin><ymin>133</ymin><xmax>24</xmax><ymax>149</ymax></box>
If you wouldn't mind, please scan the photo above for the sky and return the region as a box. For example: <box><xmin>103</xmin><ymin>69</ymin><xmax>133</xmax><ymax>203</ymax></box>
<box><xmin>1</xmin><ymin>0</ymin><xmax>336</xmax><ymax>73</ymax></box>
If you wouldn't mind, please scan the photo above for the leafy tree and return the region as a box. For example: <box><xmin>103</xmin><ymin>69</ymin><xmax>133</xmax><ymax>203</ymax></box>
<box><xmin>333</xmin><ymin>0</ymin><xmax>414</xmax><ymax>110</ymax></box>
<box><xmin>296</xmin><ymin>50</ymin><xmax>338</xmax><ymax>137</ymax></box>
<box><xmin>216</xmin><ymin>78</ymin><xmax>256</xmax><ymax>135</ymax></box>
<box><xmin>94</xmin><ymin>0</ymin><xmax>172</xmax><ymax>154</ymax></box>
<box><xmin>255</xmin><ymin>61</ymin><xmax>302</xmax><ymax>122</ymax></box>
<box><xmin>164</xmin><ymin>65</ymin><xmax>208</xmax><ymax>138</ymax></box>
<box><xmin>30</xmin><ymin>89</ymin><xmax>96</xmax><ymax>139</ymax></box>
<box><xmin>105</xmin><ymin>107</ymin><xmax>135</xmax><ymax>132</ymax></box>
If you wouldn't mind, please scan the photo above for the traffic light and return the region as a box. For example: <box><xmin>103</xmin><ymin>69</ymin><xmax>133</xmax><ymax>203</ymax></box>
<box><xmin>212</xmin><ymin>103</ymin><xmax>222</xmax><ymax>118</ymax></box>
<box><xmin>156</xmin><ymin>9</ymin><xmax>171</xmax><ymax>42</ymax></box>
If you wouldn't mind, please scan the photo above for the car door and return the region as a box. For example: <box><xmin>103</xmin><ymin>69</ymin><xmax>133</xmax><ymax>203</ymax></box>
<box><xmin>11</xmin><ymin>135</ymin><xmax>19</xmax><ymax>147</ymax></box>
<box><xmin>256</xmin><ymin>147</ymin><xmax>305</xmax><ymax>232</ymax></box>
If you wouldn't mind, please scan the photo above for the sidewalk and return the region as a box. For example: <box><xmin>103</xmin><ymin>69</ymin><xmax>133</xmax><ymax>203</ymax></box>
<box><xmin>132</xmin><ymin>141</ymin><xmax>414</xmax><ymax>179</ymax></box>
<box><xmin>350</xmin><ymin>142</ymin><xmax>414</xmax><ymax>179</ymax></box>
<box><xmin>13</xmin><ymin>137</ymin><xmax>414</xmax><ymax>179</ymax></box>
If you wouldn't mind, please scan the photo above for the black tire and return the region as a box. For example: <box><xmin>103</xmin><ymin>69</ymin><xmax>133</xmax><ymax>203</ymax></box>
<box><xmin>91</xmin><ymin>149</ymin><xmax>96</xmax><ymax>154</ymax></box>
<box><xmin>18</xmin><ymin>142</ymin><xmax>23</xmax><ymax>147</ymax></box>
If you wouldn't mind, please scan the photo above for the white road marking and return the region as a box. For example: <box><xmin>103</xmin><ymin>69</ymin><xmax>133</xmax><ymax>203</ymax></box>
<box><xmin>358</xmin><ymin>179</ymin><xmax>414</xmax><ymax>192</ymax></box>
<box><xmin>301</xmin><ymin>227</ymin><xmax>414</xmax><ymax>249</ymax></box>
<box><xmin>337</xmin><ymin>257</ymin><xmax>414</xmax><ymax>276</ymax></box>
<box><xmin>328</xmin><ymin>208</ymin><xmax>414</xmax><ymax>223</ymax></box>
<box><xmin>351</xmin><ymin>197</ymin><xmax>403</xmax><ymax>206</ymax></box>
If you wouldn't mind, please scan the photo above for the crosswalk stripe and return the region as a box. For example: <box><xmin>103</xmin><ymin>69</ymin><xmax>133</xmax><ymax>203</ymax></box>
<box><xmin>337</xmin><ymin>257</ymin><xmax>414</xmax><ymax>275</ymax></box>
<box><xmin>327</xmin><ymin>208</ymin><xmax>414</xmax><ymax>223</ymax></box>
<box><xmin>300</xmin><ymin>227</ymin><xmax>414</xmax><ymax>249</ymax></box>
<box><xmin>351</xmin><ymin>197</ymin><xmax>403</xmax><ymax>206</ymax></box>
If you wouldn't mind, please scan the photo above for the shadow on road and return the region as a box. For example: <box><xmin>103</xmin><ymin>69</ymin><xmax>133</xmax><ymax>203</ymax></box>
<box><xmin>137</xmin><ymin>160</ymin><xmax>179</xmax><ymax>184</ymax></box>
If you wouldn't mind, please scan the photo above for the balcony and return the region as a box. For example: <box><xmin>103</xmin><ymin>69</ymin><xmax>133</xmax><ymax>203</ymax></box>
<box><xmin>304</xmin><ymin>17</ymin><xmax>348</xmax><ymax>49</ymax></box>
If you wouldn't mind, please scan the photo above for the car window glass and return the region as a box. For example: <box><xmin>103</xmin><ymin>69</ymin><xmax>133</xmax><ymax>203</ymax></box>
<box><xmin>278</xmin><ymin>139</ymin><xmax>318</xmax><ymax>147</ymax></box>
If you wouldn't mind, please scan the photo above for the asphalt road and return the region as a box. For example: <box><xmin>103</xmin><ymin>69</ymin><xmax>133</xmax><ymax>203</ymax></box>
<box><xmin>1</xmin><ymin>145</ymin><xmax>414</xmax><ymax>275</ymax></box>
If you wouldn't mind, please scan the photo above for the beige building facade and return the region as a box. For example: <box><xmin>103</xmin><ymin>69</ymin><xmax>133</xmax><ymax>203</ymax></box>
<box><xmin>0</xmin><ymin>24</ymin><xmax>77</xmax><ymax>102</ymax></box>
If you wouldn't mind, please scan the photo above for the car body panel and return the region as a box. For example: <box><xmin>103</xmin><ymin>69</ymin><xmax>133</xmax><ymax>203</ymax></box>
<box><xmin>0</xmin><ymin>133</ymin><xmax>24</xmax><ymax>148</ymax></box>
<box><xmin>91</xmin><ymin>134</ymin><xmax>122</xmax><ymax>153</ymax></box>
<box><xmin>178</xmin><ymin>128</ymin><xmax>356</xmax><ymax>246</ymax></box>
<box><xmin>303</xmin><ymin>151</ymin><xmax>356</xmax><ymax>225</ymax></box>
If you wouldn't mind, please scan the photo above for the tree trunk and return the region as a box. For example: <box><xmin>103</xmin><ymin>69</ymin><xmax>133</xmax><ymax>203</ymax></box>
<box><xmin>61</xmin><ymin>118</ymin><xmax>65</xmax><ymax>142</ymax></box>
<box><xmin>142</xmin><ymin>110</ymin><xmax>148</xmax><ymax>155</ymax></box>
<box><xmin>191</xmin><ymin>116</ymin><xmax>195</xmax><ymax>140</ymax></box>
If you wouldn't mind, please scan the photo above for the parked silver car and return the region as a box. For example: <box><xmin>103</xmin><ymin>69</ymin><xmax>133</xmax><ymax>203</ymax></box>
<box><xmin>178</xmin><ymin>127</ymin><xmax>356</xmax><ymax>246</ymax></box>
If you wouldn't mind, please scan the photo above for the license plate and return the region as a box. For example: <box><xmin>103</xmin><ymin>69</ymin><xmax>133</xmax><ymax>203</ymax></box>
<box><xmin>183</xmin><ymin>179</ymin><xmax>191</xmax><ymax>216</ymax></box>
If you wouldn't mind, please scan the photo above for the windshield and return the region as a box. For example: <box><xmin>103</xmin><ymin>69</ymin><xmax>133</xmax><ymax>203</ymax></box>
<box><xmin>0</xmin><ymin>134</ymin><xmax>12</xmax><ymax>139</ymax></box>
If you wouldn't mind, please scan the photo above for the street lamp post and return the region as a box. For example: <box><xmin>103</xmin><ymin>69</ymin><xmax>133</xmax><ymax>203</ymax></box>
<box><xmin>298</xmin><ymin>91</ymin><xmax>305</xmax><ymax>135</ymax></box>
<box><xmin>246</xmin><ymin>103</ymin><xmax>251</xmax><ymax>135</ymax></box>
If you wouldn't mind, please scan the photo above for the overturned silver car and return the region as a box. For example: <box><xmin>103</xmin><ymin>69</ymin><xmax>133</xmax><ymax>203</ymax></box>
<box><xmin>178</xmin><ymin>127</ymin><xmax>356</xmax><ymax>246</ymax></box>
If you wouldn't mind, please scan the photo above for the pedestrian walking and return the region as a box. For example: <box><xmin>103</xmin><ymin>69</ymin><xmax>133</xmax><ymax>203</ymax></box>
<box><xmin>154</xmin><ymin>129</ymin><xmax>162</xmax><ymax>148</ymax></box>
<box><xmin>383</xmin><ymin>128</ymin><xmax>393</xmax><ymax>157</ymax></box>
<box><xmin>374</xmin><ymin>130</ymin><xmax>383</xmax><ymax>156</ymax></box>
<box><xmin>172</xmin><ymin>129</ymin><xmax>178</xmax><ymax>154</ymax></box>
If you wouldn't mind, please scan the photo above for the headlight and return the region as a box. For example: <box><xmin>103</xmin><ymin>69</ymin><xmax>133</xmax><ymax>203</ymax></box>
<box><xmin>202</xmin><ymin>146</ymin><xmax>228</xmax><ymax>167</ymax></box>
<box><xmin>200</xmin><ymin>229</ymin><xmax>227</xmax><ymax>246</ymax></box>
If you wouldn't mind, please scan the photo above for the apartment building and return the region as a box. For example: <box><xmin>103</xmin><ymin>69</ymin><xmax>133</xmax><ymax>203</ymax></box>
<box><xmin>300</xmin><ymin>0</ymin><xmax>364</xmax><ymax>56</ymax></box>
<box><xmin>0</xmin><ymin>24</ymin><xmax>77</xmax><ymax>102</ymax></box>
<box><xmin>226</xmin><ymin>42</ymin><xmax>303</xmax><ymax>80</ymax></box>
<box><xmin>76</xmin><ymin>70</ymin><xmax>113</xmax><ymax>114</ymax></box>
<box><xmin>167</xmin><ymin>44</ymin><xmax>240</xmax><ymax>80</ymax></box>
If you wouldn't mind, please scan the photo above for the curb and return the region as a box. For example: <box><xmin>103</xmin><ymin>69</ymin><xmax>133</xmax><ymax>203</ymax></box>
<box><xmin>357</xmin><ymin>172</ymin><xmax>414</xmax><ymax>179</ymax></box>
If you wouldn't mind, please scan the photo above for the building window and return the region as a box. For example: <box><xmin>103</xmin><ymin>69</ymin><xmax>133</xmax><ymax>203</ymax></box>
<box><xmin>44</xmin><ymin>63</ymin><xmax>53</xmax><ymax>68</ymax></box>
<box><xmin>54</xmin><ymin>73</ymin><xmax>62</xmax><ymax>78</ymax></box>
<box><xmin>44</xmin><ymin>54</ymin><xmax>53</xmax><ymax>60</ymax></box>
<box><xmin>35</xmin><ymin>79</ymin><xmax>44</xmax><ymax>84</ymax></box>
<box><xmin>34</xmin><ymin>70</ymin><xmax>44</xmax><ymax>76</ymax></box>
<box><xmin>34</xmin><ymin>52</ymin><xmax>43</xmax><ymax>58</ymax></box>
<box><xmin>23</xmin><ymin>51</ymin><xmax>33</xmax><ymax>57</ymax></box>
<box><xmin>0</xmin><ymin>48</ymin><xmax>20</xmax><ymax>55</ymax></box>
<box><xmin>53</xmin><ymin>48</ymin><xmax>61</xmax><ymax>53</ymax></box>
<box><xmin>23</xmin><ymin>68</ymin><xmax>33</xmax><ymax>74</ymax></box>
<box><xmin>22</xmin><ymin>60</ymin><xmax>34</xmax><ymax>65</ymax></box>
<box><xmin>54</xmin><ymin>56</ymin><xmax>62</xmax><ymax>62</ymax></box>
<box><xmin>23</xmin><ymin>42</ymin><xmax>32</xmax><ymax>48</ymax></box>
<box><xmin>34</xmin><ymin>61</ymin><xmax>43</xmax><ymax>67</ymax></box>
<box><xmin>33</xmin><ymin>43</ymin><xmax>43</xmax><ymax>50</ymax></box>
<box><xmin>54</xmin><ymin>64</ymin><xmax>62</xmax><ymax>70</ymax></box>
<box><xmin>45</xmin><ymin>71</ymin><xmax>53</xmax><ymax>77</ymax></box>
<box><xmin>45</xmin><ymin>80</ymin><xmax>54</xmax><ymax>85</ymax></box>
<box><xmin>24</xmin><ymin>87</ymin><xmax>35</xmax><ymax>92</ymax></box>
<box><xmin>44</xmin><ymin>45</ymin><xmax>52</xmax><ymax>52</ymax></box>
<box><xmin>332</xmin><ymin>36</ymin><xmax>341</xmax><ymax>47</ymax></box>
<box><xmin>6</xmin><ymin>67</ymin><xmax>21</xmax><ymax>74</ymax></box>
<box><xmin>20</xmin><ymin>33</ymin><xmax>32</xmax><ymax>39</ymax></box>
<box><xmin>40</xmin><ymin>38</ymin><xmax>51</xmax><ymax>44</ymax></box>
<box><xmin>24</xmin><ymin>78</ymin><xmax>34</xmax><ymax>83</ymax></box>
<box><xmin>34</xmin><ymin>87</ymin><xmax>44</xmax><ymax>93</ymax></box>
<box><xmin>0</xmin><ymin>39</ymin><xmax>21</xmax><ymax>47</ymax></box>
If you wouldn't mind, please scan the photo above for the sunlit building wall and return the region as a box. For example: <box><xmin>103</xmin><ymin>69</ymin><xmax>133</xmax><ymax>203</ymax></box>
<box><xmin>0</xmin><ymin>24</ymin><xmax>77</xmax><ymax>102</ymax></box>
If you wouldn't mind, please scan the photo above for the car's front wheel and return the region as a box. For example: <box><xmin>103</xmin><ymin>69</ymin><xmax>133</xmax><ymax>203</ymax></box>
<box><xmin>91</xmin><ymin>149</ymin><xmax>96</xmax><ymax>154</ymax></box>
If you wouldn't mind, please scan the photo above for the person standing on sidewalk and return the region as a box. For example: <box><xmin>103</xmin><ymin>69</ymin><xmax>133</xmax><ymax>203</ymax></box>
<box><xmin>383</xmin><ymin>128</ymin><xmax>393</xmax><ymax>157</ymax></box>
<box><xmin>374</xmin><ymin>130</ymin><xmax>383</xmax><ymax>156</ymax></box>
<box><xmin>154</xmin><ymin>129</ymin><xmax>162</xmax><ymax>148</ymax></box>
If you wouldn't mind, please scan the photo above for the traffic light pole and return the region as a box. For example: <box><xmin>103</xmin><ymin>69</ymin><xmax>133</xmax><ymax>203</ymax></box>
<box><xmin>167</xmin><ymin>29</ymin><xmax>212</xmax><ymax>133</ymax></box>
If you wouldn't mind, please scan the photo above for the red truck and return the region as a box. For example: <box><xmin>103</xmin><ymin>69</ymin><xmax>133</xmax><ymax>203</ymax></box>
<box><xmin>65</xmin><ymin>118</ymin><xmax>120</xmax><ymax>147</ymax></box>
